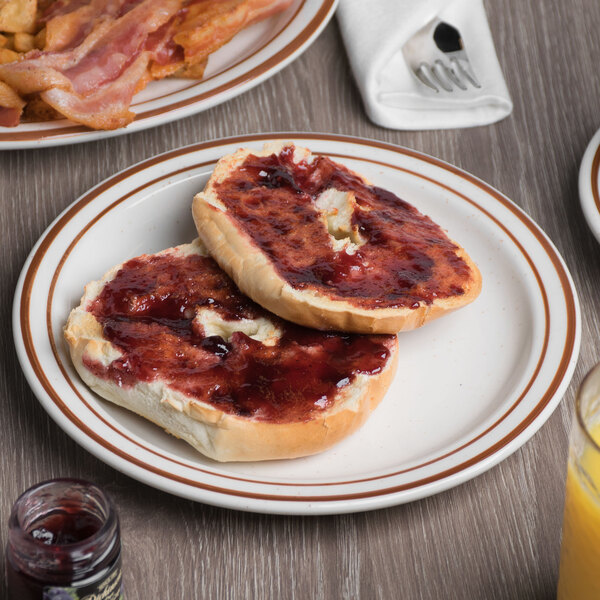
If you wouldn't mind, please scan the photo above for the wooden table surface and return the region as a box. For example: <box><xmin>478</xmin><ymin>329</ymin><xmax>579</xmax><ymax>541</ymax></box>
<box><xmin>2</xmin><ymin>1</ymin><xmax>600</xmax><ymax>598</ymax></box>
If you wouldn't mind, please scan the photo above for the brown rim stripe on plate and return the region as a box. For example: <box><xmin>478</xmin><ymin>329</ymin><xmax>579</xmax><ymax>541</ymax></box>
<box><xmin>0</xmin><ymin>0</ymin><xmax>334</xmax><ymax>143</ymax></box>
<box><xmin>591</xmin><ymin>142</ymin><xmax>600</xmax><ymax>215</ymax></box>
<box><xmin>20</xmin><ymin>134</ymin><xmax>577</xmax><ymax>502</ymax></box>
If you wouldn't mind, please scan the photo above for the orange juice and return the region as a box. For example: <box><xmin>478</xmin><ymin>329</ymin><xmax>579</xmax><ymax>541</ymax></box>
<box><xmin>557</xmin><ymin>422</ymin><xmax>600</xmax><ymax>599</ymax></box>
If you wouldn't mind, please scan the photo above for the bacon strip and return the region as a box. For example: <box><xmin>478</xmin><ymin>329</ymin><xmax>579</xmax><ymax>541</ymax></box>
<box><xmin>174</xmin><ymin>0</ymin><xmax>293</xmax><ymax>66</ymax></box>
<box><xmin>149</xmin><ymin>0</ymin><xmax>292</xmax><ymax>78</ymax></box>
<box><xmin>43</xmin><ymin>0</ymin><xmax>143</xmax><ymax>52</ymax></box>
<box><xmin>42</xmin><ymin>53</ymin><xmax>152</xmax><ymax>129</ymax></box>
<box><xmin>0</xmin><ymin>0</ymin><xmax>293</xmax><ymax>130</ymax></box>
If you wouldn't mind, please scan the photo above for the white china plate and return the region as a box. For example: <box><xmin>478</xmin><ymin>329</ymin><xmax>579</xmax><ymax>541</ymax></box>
<box><xmin>13</xmin><ymin>134</ymin><xmax>581</xmax><ymax>515</ymax></box>
<box><xmin>579</xmin><ymin>126</ymin><xmax>600</xmax><ymax>244</ymax></box>
<box><xmin>0</xmin><ymin>0</ymin><xmax>336</xmax><ymax>149</ymax></box>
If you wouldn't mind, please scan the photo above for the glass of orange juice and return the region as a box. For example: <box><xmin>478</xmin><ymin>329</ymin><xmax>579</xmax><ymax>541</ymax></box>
<box><xmin>558</xmin><ymin>364</ymin><xmax>600</xmax><ymax>599</ymax></box>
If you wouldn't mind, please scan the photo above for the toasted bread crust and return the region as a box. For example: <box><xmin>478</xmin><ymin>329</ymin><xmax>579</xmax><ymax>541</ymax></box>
<box><xmin>64</xmin><ymin>240</ymin><xmax>399</xmax><ymax>462</ymax></box>
<box><xmin>193</xmin><ymin>143</ymin><xmax>482</xmax><ymax>334</ymax></box>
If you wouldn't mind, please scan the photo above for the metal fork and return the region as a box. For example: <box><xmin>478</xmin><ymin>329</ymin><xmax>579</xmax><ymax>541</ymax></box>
<box><xmin>403</xmin><ymin>20</ymin><xmax>481</xmax><ymax>93</ymax></box>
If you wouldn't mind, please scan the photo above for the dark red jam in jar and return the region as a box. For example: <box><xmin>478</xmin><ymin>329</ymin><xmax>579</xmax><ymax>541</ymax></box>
<box><xmin>6</xmin><ymin>479</ymin><xmax>123</xmax><ymax>600</ymax></box>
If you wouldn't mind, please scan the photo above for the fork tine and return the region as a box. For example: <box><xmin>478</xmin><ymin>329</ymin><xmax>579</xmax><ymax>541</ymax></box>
<box><xmin>415</xmin><ymin>59</ymin><xmax>479</xmax><ymax>93</ymax></box>
<box><xmin>430</xmin><ymin>61</ymin><xmax>454</xmax><ymax>92</ymax></box>
<box><xmin>436</xmin><ymin>60</ymin><xmax>467</xmax><ymax>91</ymax></box>
<box><xmin>415</xmin><ymin>63</ymin><xmax>440</xmax><ymax>92</ymax></box>
<box><xmin>450</xmin><ymin>57</ymin><xmax>481</xmax><ymax>89</ymax></box>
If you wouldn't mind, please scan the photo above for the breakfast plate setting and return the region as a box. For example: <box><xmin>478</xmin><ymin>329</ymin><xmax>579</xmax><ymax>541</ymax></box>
<box><xmin>13</xmin><ymin>133</ymin><xmax>580</xmax><ymax>515</ymax></box>
<box><xmin>0</xmin><ymin>0</ymin><xmax>337</xmax><ymax>149</ymax></box>
<box><xmin>5</xmin><ymin>0</ymin><xmax>600</xmax><ymax>596</ymax></box>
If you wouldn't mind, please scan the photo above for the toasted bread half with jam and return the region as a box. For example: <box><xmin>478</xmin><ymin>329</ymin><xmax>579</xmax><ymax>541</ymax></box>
<box><xmin>192</xmin><ymin>143</ymin><xmax>482</xmax><ymax>334</ymax></box>
<box><xmin>64</xmin><ymin>239</ymin><xmax>398</xmax><ymax>462</ymax></box>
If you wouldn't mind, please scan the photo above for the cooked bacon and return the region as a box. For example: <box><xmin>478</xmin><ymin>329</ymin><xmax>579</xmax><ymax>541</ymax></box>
<box><xmin>43</xmin><ymin>0</ymin><xmax>97</xmax><ymax>20</ymax></box>
<box><xmin>146</xmin><ymin>12</ymin><xmax>186</xmax><ymax>79</ymax></box>
<box><xmin>43</xmin><ymin>0</ymin><xmax>142</xmax><ymax>52</ymax></box>
<box><xmin>174</xmin><ymin>0</ymin><xmax>293</xmax><ymax>66</ymax></box>
<box><xmin>42</xmin><ymin>53</ymin><xmax>151</xmax><ymax>129</ymax></box>
<box><xmin>147</xmin><ymin>0</ymin><xmax>293</xmax><ymax>78</ymax></box>
<box><xmin>0</xmin><ymin>0</ymin><xmax>293</xmax><ymax>129</ymax></box>
<box><xmin>0</xmin><ymin>0</ymin><xmax>181</xmax><ymax>128</ymax></box>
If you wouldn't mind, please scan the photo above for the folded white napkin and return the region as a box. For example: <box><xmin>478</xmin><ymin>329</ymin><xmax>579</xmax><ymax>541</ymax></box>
<box><xmin>336</xmin><ymin>0</ymin><xmax>513</xmax><ymax>130</ymax></box>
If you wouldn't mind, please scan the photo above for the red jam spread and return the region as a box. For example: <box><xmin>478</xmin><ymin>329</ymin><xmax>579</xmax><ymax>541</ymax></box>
<box><xmin>214</xmin><ymin>146</ymin><xmax>472</xmax><ymax>309</ymax></box>
<box><xmin>85</xmin><ymin>251</ymin><xmax>395</xmax><ymax>423</ymax></box>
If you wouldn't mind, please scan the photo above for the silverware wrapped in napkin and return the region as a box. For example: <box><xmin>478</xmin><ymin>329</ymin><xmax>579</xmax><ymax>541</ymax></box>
<box><xmin>336</xmin><ymin>0</ymin><xmax>513</xmax><ymax>130</ymax></box>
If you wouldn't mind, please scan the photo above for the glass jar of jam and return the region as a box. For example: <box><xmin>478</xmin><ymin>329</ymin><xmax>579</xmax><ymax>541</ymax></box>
<box><xmin>5</xmin><ymin>478</ymin><xmax>123</xmax><ymax>600</ymax></box>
